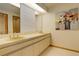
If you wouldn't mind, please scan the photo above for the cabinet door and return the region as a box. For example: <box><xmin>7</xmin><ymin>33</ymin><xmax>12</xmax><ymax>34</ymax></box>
<box><xmin>47</xmin><ymin>37</ymin><xmax>51</xmax><ymax>46</ymax></box>
<box><xmin>33</xmin><ymin>40</ymin><xmax>45</xmax><ymax>56</ymax></box>
<box><xmin>40</xmin><ymin>37</ymin><xmax>50</xmax><ymax>54</ymax></box>
<box><xmin>44</xmin><ymin>37</ymin><xmax>50</xmax><ymax>48</ymax></box>
<box><xmin>32</xmin><ymin>36</ymin><xmax>47</xmax><ymax>55</ymax></box>
<box><xmin>22</xmin><ymin>45</ymin><xmax>34</xmax><ymax>56</ymax></box>
<box><xmin>9</xmin><ymin>45</ymin><xmax>34</xmax><ymax>56</ymax></box>
<box><xmin>33</xmin><ymin>41</ymin><xmax>42</xmax><ymax>56</ymax></box>
<box><xmin>33</xmin><ymin>37</ymin><xmax>50</xmax><ymax>56</ymax></box>
<box><xmin>39</xmin><ymin>40</ymin><xmax>45</xmax><ymax>54</ymax></box>
<box><xmin>40</xmin><ymin>39</ymin><xmax>46</xmax><ymax>53</ymax></box>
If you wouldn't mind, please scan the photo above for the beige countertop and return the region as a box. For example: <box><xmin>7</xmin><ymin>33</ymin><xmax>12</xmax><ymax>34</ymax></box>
<box><xmin>0</xmin><ymin>33</ymin><xmax>50</xmax><ymax>49</ymax></box>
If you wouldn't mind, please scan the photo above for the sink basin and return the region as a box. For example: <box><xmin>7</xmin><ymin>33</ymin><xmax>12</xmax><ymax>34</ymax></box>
<box><xmin>0</xmin><ymin>37</ymin><xmax>23</xmax><ymax>45</ymax></box>
<box><xmin>11</xmin><ymin>37</ymin><xmax>23</xmax><ymax>40</ymax></box>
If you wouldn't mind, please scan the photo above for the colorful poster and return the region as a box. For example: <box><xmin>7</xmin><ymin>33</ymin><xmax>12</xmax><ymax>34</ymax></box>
<box><xmin>56</xmin><ymin>8</ymin><xmax>79</xmax><ymax>30</ymax></box>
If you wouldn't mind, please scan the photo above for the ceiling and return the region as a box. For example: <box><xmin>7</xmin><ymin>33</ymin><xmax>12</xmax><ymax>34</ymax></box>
<box><xmin>0</xmin><ymin>3</ymin><xmax>20</xmax><ymax>15</ymax></box>
<box><xmin>42</xmin><ymin>3</ymin><xmax>59</xmax><ymax>9</ymax></box>
<box><xmin>37</xmin><ymin>3</ymin><xmax>61</xmax><ymax>11</ymax></box>
<box><xmin>37</xmin><ymin>3</ymin><xmax>79</xmax><ymax>11</ymax></box>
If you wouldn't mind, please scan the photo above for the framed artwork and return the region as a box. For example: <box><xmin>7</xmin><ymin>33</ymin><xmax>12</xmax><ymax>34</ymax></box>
<box><xmin>55</xmin><ymin>8</ymin><xmax>79</xmax><ymax>30</ymax></box>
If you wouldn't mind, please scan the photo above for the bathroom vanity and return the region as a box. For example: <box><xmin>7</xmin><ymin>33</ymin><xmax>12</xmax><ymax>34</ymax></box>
<box><xmin>0</xmin><ymin>33</ymin><xmax>51</xmax><ymax>56</ymax></box>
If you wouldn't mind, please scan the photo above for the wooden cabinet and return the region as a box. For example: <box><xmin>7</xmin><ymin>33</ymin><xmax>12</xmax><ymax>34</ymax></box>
<box><xmin>33</xmin><ymin>40</ymin><xmax>43</xmax><ymax>56</ymax></box>
<box><xmin>0</xmin><ymin>34</ymin><xmax>51</xmax><ymax>56</ymax></box>
<box><xmin>33</xmin><ymin>36</ymin><xmax>51</xmax><ymax>56</ymax></box>
<box><xmin>39</xmin><ymin>37</ymin><xmax>50</xmax><ymax>54</ymax></box>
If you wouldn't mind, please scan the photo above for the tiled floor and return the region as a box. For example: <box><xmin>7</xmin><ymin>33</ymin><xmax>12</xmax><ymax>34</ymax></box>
<box><xmin>41</xmin><ymin>46</ymin><xmax>79</xmax><ymax>56</ymax></box>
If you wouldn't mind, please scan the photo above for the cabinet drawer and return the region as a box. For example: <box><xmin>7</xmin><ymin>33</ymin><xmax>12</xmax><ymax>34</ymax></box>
<box><xmin>33</xmin><ymin>41</ymin><xmax>42</xmax><ymax>56</ymax></box>
<box><xmin>0</xmin><ymin>40</ymin><xmax>33</xmax><ymax>56</ymax></box>
<box><xmin>33</xmin><ymin>37</ymin><xmax>51</xmax><ymax>56</ymax></box>
<box><xmin>9</xmin><ymin>45</ymin><xmax>34</xmax><ymax>56</ymax></box>
<box><xmin>33</xmin><ymin>35</ymin><xmax>50</xmax><ymax>43</ymax></box>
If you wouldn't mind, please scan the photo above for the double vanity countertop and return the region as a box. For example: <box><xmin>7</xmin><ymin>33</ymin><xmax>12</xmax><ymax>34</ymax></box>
<box><xmin>0</xmin><ymin>33</ymin><xmax>50</xmax><ymax>50</ymax></box>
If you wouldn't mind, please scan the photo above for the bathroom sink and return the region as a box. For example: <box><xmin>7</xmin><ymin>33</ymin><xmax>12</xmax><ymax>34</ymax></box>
<box><xmin>11</xmin><ymin>37</ymin><xmax>23</xmax><ymax>40</ymax></box>
<box><xmin>0</xmin><ymin>37</ymin><xmax>23</xmax><ymax>45</ymax></box>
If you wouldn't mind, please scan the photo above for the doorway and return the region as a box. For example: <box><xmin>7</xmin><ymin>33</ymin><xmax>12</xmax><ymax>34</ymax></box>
<box><xmin>0</xmin><ymin>13</ymin><xmax>8</xmax><ymax>34</ymax></box>
<box><xmin>13</xmin><ymin>16</ymin><xmax>20</xmax><ymax>33</ymax></box>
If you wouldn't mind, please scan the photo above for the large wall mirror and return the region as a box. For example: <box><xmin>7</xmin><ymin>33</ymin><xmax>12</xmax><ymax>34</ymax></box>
<box><xmin>0</xmin><ymin>3</ymin><xmax>20</xmax><ymax>34</ymax></box>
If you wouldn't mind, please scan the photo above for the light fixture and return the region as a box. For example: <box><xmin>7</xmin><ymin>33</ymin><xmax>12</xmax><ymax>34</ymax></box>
<box><xmin>10</xmin><ymin>3</ymin><xmax>20</xmax><ymax>8</ymax></box>
<box><xmin>35</xmin><ymin>11</ymin><xmax>39</xmax><ymax>15</ymax></box>
<box><xmin>10</xmin><ymin>3</ymin><xmax>46</xmax><ymax>15</ymax></box>
<box><xmin>24</xmin><ymin>3</ymin><xmax>47</xmax><ymax>14</ymax></box>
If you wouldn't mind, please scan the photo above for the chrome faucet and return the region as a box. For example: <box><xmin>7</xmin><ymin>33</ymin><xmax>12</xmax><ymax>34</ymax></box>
<box><xmin>9</xmin><ymin>33</ymin><xmax>21</xmax><ymax>39</ymax></box>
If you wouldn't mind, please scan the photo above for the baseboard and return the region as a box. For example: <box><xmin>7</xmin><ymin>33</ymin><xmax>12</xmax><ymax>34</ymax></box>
<box><xmin>50</xmin><ymin>45</ymin><xmax>79</xmax><ymax>53</ymax></box>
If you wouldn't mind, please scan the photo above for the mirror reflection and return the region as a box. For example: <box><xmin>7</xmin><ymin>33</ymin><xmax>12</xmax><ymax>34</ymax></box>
<box><xmin>0</xmin><ymin>13</ymin><xmax>8</xmax><ymax>34</ymax></box>
<box><xmin>13</xmin><ymin>16</ymin><xmax>20</xmax><ymax>33</ymax></box>
<box><xmin>0</xmin><ymin>3</ymin><xmax>20</xmax><ymax>34</ymax></box>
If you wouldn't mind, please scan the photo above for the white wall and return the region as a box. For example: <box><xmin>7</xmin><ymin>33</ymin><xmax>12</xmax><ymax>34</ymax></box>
<box><xmin>36</xmin><ymin>13</ymin><xmax>54</xmax><ymax>33</ymax></box>
<box><xmin>36</xmin><ymin>15</ymin><xmax>42</xmax><ymax>32</ymax></box>
<box><xmin>20</xmin><ymin>3</ymin><xmax>37</xmax><ymax>33</ymax></box>
<box><xmin>37</xmin><ymin>3</ymin><xmax>79</xmax><ymax>51</ymax></box>
<box><xmin>0</xmin><ymin>10</ymin><xmax>19</xmax><ymax>33</ymax></box>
